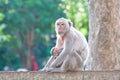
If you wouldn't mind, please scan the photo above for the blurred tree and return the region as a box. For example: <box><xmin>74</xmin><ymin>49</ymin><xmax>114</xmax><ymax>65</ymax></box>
<box><xmin>0</xmin><ymin>0</ymin><xmax>65</xmax><ymax>70</ymax></box>
<box><xmin>89</xmin><ymin>0</ymin><xmax>120</xmax><ymax>70</ymax></box>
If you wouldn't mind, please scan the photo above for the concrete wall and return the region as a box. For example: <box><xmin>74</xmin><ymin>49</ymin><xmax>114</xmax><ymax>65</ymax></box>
<box><xmin>0</xmin><ymin>71</ymin><xmax>120</xmax><ymax>80</ymax></box>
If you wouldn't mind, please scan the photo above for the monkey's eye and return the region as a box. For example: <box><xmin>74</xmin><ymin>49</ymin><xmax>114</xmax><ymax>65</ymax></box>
<box><xmin>61</xmin><ymin>23</ymin><xmax>65</xmax><ymax>26</ymax></box>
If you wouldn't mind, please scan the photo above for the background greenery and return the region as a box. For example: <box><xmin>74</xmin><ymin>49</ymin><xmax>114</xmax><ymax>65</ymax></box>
<box><xmin>0</xmin><ymin>0</ymin><xmax>88</xmax><ymax>71</ymax></box>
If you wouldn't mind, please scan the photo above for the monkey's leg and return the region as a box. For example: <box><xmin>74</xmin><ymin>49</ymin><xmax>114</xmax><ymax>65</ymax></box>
<box><xmin>48</xmin><ymin>52</ymin><xmax>80</xmax><ymax>72</ymax></box>
<box><xmin>73</xmin><ymin>51</ymin><xmax>84</xmax><ymax>71</ymax></box>
<box><xmin>61</xmin><ymin>51</ymin><xmax>83</xmax><ymax>71</ymax></box>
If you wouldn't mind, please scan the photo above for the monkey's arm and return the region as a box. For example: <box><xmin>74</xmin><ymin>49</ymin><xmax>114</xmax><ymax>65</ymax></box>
<box><xmin>50</xmin><ymin>34</ymin><xmax>74</xmax><ymax>67</ymax></box>
<box><xmin>41</xmin><ymin>56</ymin><xmax>55</xmax><ymax>71</ymax></box>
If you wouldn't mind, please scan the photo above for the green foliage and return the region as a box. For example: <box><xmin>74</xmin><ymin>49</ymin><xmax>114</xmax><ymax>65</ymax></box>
<box><xmin>0</xmin><ymin>13</ymin><xmax>5</xmax><ymax>21</ymax></box>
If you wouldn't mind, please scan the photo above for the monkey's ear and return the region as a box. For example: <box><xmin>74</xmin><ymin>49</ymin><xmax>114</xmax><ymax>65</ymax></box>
<box><xmin>68</xmin><ymin>20</ymin><xmax>73</xmax><ymax>27</ymax></box>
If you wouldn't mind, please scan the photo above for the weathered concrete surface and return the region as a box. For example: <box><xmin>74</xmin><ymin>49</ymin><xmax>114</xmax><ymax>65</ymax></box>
<box><xmin>0</xmin><ymin>71</ymin><xmax>120</xmax><ymax>80</ymax></box>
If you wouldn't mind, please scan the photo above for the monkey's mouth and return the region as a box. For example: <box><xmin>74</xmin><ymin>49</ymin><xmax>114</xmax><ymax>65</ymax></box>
<box><xmin>58</xmin><ymin>31</ymin><xmax>63</xmax><ymax>34</ymax></box>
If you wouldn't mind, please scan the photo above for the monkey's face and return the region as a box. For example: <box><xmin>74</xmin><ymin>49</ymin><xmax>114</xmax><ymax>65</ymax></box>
<box><xmin>55</xmin><ymin>18</ymin><xmax>70</xmax><ymax>37</ymax></box>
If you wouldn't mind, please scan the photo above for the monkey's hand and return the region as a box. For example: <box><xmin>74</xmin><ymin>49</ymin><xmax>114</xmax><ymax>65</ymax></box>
<box><xmin>39</xmin><ymin>68</ymin><xmax>46</xmax><ymax>72</ymax></box>
<box><xmin>50</xmin><ymin>47</ymin><xmax>58</xmax><ymax>58</ymax></box>
<box><xmin>50</xmin><ymin>47</ymin><xmax>63</xmax><ymax>58</ymax></box>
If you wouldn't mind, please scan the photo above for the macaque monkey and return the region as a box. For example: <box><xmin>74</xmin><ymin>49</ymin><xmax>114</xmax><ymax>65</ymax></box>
<box><xmin>42</xmin><ymin>18</ymin><xmax>89</xmax><ymax>72</ymax></box>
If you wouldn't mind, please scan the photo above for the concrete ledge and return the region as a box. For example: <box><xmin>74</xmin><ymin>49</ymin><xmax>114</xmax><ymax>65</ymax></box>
<box><xmin>0</xmin><ymin>71</ymin><xmax>120</xmax><ymax>80</ymax></box>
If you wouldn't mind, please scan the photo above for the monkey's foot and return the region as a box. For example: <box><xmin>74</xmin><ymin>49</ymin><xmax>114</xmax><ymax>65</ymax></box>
<box><xmin>46</xmin><ymin>68</ymin><xmax>66</xmax><ymax>72</ymax></box>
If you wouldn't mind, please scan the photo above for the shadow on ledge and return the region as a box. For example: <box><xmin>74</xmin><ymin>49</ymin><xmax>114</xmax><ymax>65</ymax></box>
<box><xmin>0</xmin><ymin>70</ymin><xmax>120</xmax><ymax>80</ymax></box>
